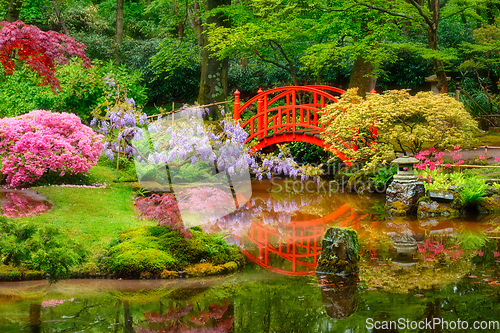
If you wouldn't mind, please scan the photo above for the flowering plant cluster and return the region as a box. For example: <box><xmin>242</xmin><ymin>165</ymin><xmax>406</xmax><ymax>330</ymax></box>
<box><xmin>0</xmin><ymin>21</ymin><xmax>90</xmax><ymax>92</ymax></box>
<box><xmin>252</xmin><ymin>144</ymin><xmax>322</xmax><ymax>182</ymax></box>
<box><xmin>474</xmin><ymin>155</ymin><xmax>500</xmax><ymax>164</ymax></box>
<box><xmin>414</xmin><ymin>146</ymin><xmax>464</xmax><ymax>171</ymax></box>
<box><xmin>94</xmin><ymin>97</ymin><xmax>320</xmax><ymax>181</ymax></box>
<box><xmin>91</xmin><ymin>79</ymin><xmax>147</xmax><ymax>170</ymax></box>
<box><xmin>0</xmin><ymin>110</ymin><xmax>103</xmax><ymax>188</ymax></box>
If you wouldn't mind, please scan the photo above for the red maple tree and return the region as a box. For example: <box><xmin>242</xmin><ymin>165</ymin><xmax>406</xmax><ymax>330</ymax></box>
<box><xmin>0</xmin><ymin>20</ymin><xmax>90</xmax><ymax>92</ymax></box>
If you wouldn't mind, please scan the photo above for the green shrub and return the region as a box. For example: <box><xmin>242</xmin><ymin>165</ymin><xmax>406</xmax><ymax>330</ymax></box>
<box><xmin>458</xmin><ymin>177</ymin><xmax>488</xmax><ymax>205</ymax></box>
<box><xmin>0</xmin><ymin>59</ymin><xmax>147</xmax><ymax>122</ymax></box>
<box><xmin>369</xmin><ymin>164</ymin><xmax>397</xmax><ymax>190</ymax></box>
<box><xmin>104</xmin><ymin>225</ymin><xmax>243</xmax><ymax>277</ymax></box>
<box><xmin>0</xmin><ymin>218</ymin><xmax>87</xmax><ymax>282</ymax></box>
<box><xmin>287</xmin><ymin>142</ymin><xmax>332</xmax><ymax>164</ymax></box>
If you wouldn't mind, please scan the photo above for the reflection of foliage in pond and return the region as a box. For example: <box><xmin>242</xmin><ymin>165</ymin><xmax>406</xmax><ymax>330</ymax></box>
<box><xmin>136</xmin><ymin>300</ymin><xmax>234</xmax><ymax>333</ymax></box>
<box><xmin>359</xmin><ymin>255</ymin><xmax>472</xmax><ymax>293</ymax></box>
<box><xmin>454</xmin><ymin>227</ymin><xmax>489</xmax><ymax>252</ymax></box>
<box><xmin>1</xmin><ymin>191</ymin><xmax>52</xmax><ymax>218</ymax></box>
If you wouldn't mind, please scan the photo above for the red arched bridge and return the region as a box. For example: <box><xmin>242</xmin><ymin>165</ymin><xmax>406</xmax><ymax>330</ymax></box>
<box><xmin>234</xmin><ymin>85</ymin><xmax>363</xmax><ymax>162</ymax></box>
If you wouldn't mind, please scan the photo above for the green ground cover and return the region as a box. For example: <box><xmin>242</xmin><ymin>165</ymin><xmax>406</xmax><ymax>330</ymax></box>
<box><xmin>17</xmin><ymin>162</ymin><xmax>148</xmax><ymax>256</ymax></box>
<box><xmin>0</xmin><ymin>158</ymin><xmax>243</xmax><ymax>281</ymax></box>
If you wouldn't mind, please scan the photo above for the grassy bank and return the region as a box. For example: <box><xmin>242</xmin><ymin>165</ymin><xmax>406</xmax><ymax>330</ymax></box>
<box><xmin>0</xmin><ymin>159</ymin><xmax>243</xmax><ymax>280</ymax></box>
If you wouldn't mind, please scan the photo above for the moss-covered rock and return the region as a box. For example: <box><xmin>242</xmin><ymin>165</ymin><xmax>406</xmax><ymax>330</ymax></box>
<box><xmin>385</xmin><ymin>181</ymin><xmax>425</xmax><ymax>216</ymax></box>
<box><xmin>104</xmin><ymin>225</ymin><xmax>244</xmax><ymax>278</ymax></box>
<box><xmin>417</xmin><ymin>200</ymin><xmax>460</xmax><ymax>218</ymax></box>
<box><xmin>478</xmin><ymin>195</ymin><xmax>500</xmax><ymax>214</ymax></box>
<box><xmin>316</xmin><ymin>227</ymin><xmax>359</xmax><ymax>275</ymax></box>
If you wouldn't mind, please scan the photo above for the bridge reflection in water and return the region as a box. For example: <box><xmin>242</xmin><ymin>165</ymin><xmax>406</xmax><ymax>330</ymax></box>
<box><xmin>235</xmin><ymin>203</ymin><xmax>366</xmax><ymax>276</ymax></box>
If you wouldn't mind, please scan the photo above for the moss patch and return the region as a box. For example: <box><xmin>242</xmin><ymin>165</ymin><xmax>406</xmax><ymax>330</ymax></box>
<box><xmin>478</xmin><ymin>195</ymin><xmax>500</xmax><ymax>214</ymax></box>
<box><xmin>104</xmin><ymin>225</ymin><xmax>244</xmax><ymax>278</ymax></box>
<box><xmin>0</xmin><ymin>264</ymin><xmax>43</xmax><ymax>282</ymax></box>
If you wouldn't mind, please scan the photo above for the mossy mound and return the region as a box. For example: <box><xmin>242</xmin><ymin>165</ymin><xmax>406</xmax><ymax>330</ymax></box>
<box><xmin>103</xmin><ymin>225</ymin><xmax>244</xmax><ymax>278</ymax></box>
<box><xmin>478</xmin><ymin>195</ymin><xmax>500</xmax><ymax>214</ymax></box>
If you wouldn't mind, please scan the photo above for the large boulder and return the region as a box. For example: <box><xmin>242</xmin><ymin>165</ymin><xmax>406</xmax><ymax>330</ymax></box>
<box><xmin>385</xmin><ymin>181</ymin><xmax>425</xmax><ymax>216</ymax></box>
<box><xmin>316</xmin><ymin>227</ymin><xmax>359</xmax><ymax>275</ymax></box>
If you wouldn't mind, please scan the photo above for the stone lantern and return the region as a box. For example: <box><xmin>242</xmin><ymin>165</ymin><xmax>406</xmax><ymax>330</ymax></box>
<box><xmin>385</xmin><ymin>156</ymin><xmax>425</xmax><ymax>217</ymax></box>
<box><xmin>392</xmin><ymin>156</ymin><xmax>419</xmax><ymax>183</ymax></box>
<box><xmin>425</xmin><ymin>74</ymin><xmax>451</xmax><ymax>94</ymax></box>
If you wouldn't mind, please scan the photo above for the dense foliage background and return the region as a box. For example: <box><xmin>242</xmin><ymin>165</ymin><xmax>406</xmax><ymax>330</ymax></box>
<box><xmin>1</xmin><ymin>0</ymin><xmax>500</xmax><ymax>115</ymax></box>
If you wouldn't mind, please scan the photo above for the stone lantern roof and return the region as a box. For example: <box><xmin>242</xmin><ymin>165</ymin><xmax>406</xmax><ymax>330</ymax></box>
<box><xmin>392</xmin><ymin>156</ymin><xmax>420</xmax><ymax>165</ymax></box>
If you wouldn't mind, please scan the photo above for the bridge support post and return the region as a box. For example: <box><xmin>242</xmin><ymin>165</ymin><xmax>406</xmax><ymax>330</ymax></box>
<box><xmin>234</xmin><ymin>89</ymin><xmax>240</xmax><ymax>122</ymax></box>
<box><xmin>257</xmin><ymin>88</ymin><xmax>263</xmax><ymax>139</ymax></box>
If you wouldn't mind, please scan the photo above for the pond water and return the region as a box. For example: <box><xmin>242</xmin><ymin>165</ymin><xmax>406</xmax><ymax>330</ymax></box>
<box><xmin>1</xmin><ymin>179</ymin><xmax>500</xmax><ymax>332</ymax></box>
<box><xmin>0</xmin><ymin>189</ymin><xmax>53</xmax><ymax>218</ymax></box>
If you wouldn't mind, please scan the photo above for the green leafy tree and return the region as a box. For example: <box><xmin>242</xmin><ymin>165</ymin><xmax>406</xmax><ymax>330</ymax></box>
<box><xmin>347</xmin><ymin>0</ymin><xmax>495</xmax><ymax>93</ymax></box>
<box><xmin>459</xmin><ymin>16</ymin><xmax>500</xmax><ymax>115</ymax></box>
<box><xmin>207</xmin><ymin>0</ymin><xmax>321</xmax><ymax>86</ymax></box>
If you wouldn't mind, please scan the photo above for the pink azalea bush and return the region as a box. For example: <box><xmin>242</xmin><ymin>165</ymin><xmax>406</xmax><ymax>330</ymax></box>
<box><xmin>0</xmin><ymin>110</ymin><xmax>103</xmax><ymax>187</ymax></box>
<box><xmin>414</xmin><ymin>146</ymin><xmax>464</xmax><ymax>171</ymax></box>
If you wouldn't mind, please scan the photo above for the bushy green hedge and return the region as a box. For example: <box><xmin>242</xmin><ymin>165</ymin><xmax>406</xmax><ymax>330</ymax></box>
<box><xmin>104</xmin><ymin>225</ymin><xmax>244</xmax><ymax>277</ymax></box>
<box><xmin>0</xmin><ymin>218</ymin><xmax>87</xmax><ymax>282</ymax></box>
<box><xmin>0</xmin><ymin>59</ymin><xmax>147</xmax><ymax>122</ymax></box>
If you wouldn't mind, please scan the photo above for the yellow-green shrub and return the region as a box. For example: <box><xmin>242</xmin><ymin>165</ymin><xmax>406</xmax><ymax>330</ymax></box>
<box><xmin>321</xmin><ymin>89</ymin><xmax>478</xmax><ymax>170</ymax></box>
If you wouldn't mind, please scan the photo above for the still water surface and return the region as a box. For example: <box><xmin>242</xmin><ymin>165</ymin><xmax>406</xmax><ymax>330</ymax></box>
<box><xmin>1</xmin><ymin>179</ymin><xmax>500</xmax><ymax>332</ymax></box>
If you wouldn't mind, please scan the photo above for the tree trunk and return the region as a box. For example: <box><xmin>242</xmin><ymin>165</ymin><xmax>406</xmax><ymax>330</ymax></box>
<box><xmin>197</xmin><ymin>0</ymin><xmax>230</xmax><ymax>119</ymax></box>
<box><xmin>349</xmin><ymin>54</ymin><xmax>377</xmax><ymax>97</ymax></box>
<box><xmin>5</xmin><ymin>0</ymin><xmax>22</xmax><ymax>22</ymax></box>
<box><xmin>189</xmin><ymin>0</ymin><xmax>204</xmax><ymax>47</ymax></box>
<box><xmin>51</xmin><ymin>0</ymin><xmax>69</xmax><ymax>35</ymax></box>
<box><xmin>174</xmin><ymin>0</ymin><xmax>184</xmax><ymax>39</ymax></box>
<box><xmin>115</xmin><ymin>0</ymin><xmax>124</xmax><ymax>65</ymax></box>
<box><xmin>428</xmin><ymin>0</ymin><xmax>448</xmax><ymax>93</ymax></box>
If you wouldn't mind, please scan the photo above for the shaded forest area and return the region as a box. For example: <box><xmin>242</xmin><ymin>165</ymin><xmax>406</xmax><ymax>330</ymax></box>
<box><xmin>2</xmin><ymin>0</ymin><xmax>500</xmax><ymax>117</ymax></box>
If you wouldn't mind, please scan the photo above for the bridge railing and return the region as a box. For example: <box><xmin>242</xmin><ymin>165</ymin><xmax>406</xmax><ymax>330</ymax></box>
<box><xmin>234</xmin><ymin>86</ymin><xmax>345</xmax><ymax>142</ymax></box>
